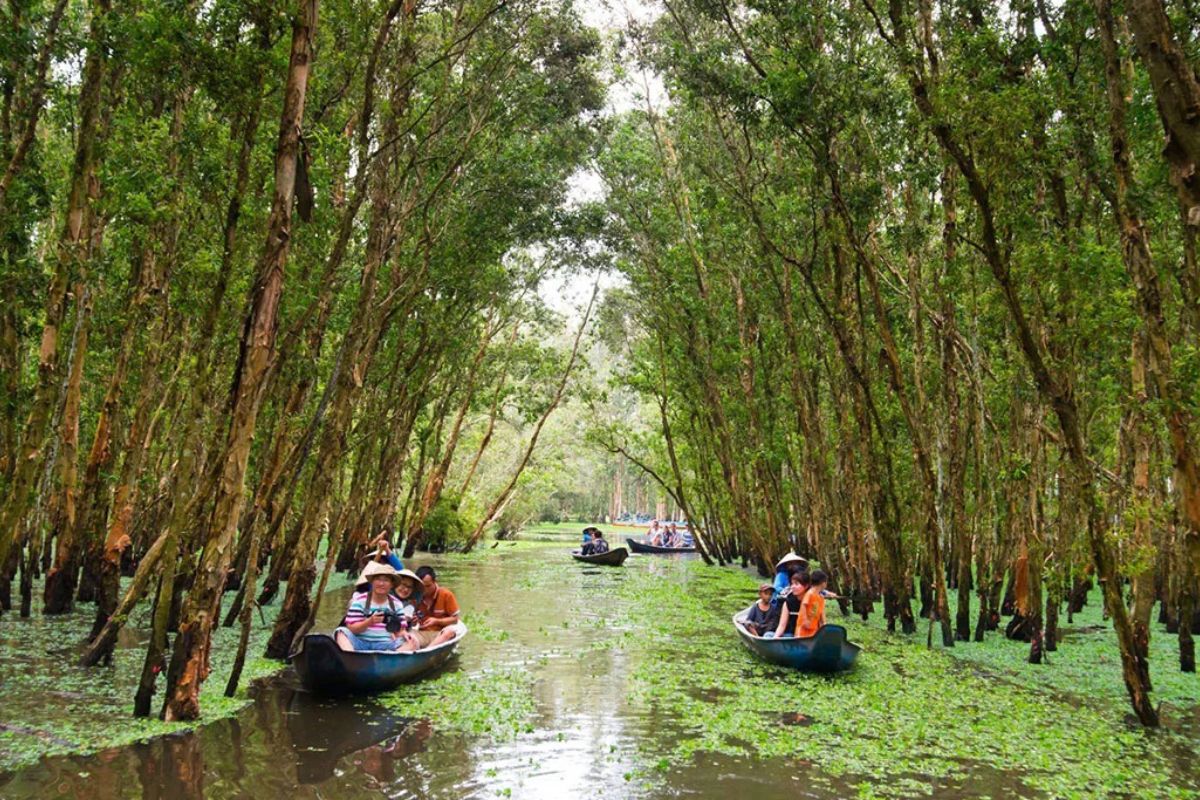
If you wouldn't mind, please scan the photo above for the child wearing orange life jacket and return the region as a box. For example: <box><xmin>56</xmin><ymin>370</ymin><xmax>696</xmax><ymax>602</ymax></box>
<box><xmin>795</xmin><ymin>569</ymin><xmax>829</xmax><ymax>639</ymax></box>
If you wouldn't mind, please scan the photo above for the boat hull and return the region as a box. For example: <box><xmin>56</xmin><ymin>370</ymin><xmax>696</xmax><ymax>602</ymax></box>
<box><xmin>733</xmin><ymin>610</ymin><xmax>860</xmax><ymax>672</ymax></box>
<box><xmin>292</xmin><ymin>625</ymin><xmax>466</xmax><ymax>694</ymax></box>
<box><xmin>571</xmin><ymin>547</ymin><xmax>629</xmax><ymax>566</ymax></box>
<box><xmin>626</xmin><ymin>538</ymin><xmax>695</xmax><ymax>554</ymax></box>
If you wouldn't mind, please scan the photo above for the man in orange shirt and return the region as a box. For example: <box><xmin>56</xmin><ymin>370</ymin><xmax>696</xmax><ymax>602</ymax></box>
<box><xmin>796</xmin><ymin>569</ymin><xmax>829</xmax><ymax>638</ymax></box>
<box><xmin>411</xmin><ymin>566</ymin><xmax>460</xmax><ymax>649</ymax></box>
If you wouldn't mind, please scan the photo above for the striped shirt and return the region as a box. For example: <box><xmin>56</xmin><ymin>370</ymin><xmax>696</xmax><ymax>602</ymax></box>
<box><xmin>345</xmin><ymin>592</ymin><xmax>409</xmax><ymax>643</ymax></box>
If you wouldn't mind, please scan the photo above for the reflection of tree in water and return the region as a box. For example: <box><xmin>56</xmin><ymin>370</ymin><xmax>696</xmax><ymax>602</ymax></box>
<box><xmin>1</xmin><ymin>681</ymin><xmax>438</xmax><ymax>798</ymax></box>
<box><xmin>280</xmin><ymin>687</ymin><xmax>429</xmax><ymax>785</ymax></box>
<box><xmin>137</xmin><ymin>733</ymin><xmax>205</xmax><ymax>800</ymax></box>
<box><xmin>349</xmin><ymin>719</ymin><xmax>434</xmax><ymax>785</ymax></box>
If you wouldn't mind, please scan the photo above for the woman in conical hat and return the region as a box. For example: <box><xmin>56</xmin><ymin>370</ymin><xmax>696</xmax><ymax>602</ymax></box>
<box><xmin>772</xmin><ymin>552</ymin><xmax>808</xmax><ymax>597</ymax></box>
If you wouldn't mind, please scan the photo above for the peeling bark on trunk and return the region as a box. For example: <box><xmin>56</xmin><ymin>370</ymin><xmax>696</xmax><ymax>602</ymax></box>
<box><xmin>161</xmin><ymin>0</ymin><xmax>318</xmax><ymax>721</ymax></box>
<box><xmin>43</xmin><ymin>286</ymin><xmax>91</xmax><ymax>614</ymax></box>
<box><xmin>1098</xmin><ymin>0</ymin><xmax>1200</xmax><ymax>679</ymax></box>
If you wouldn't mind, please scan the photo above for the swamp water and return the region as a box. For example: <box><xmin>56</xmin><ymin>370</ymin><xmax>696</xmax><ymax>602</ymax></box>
<box><xmin>1</xmin><ymin>545</ymin><xmax>1197</xmax><ymax>799</ymax></box>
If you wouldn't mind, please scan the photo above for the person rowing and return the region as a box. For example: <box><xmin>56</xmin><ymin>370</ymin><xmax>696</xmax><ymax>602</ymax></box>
<box><xmin>772</xmin><ymin>552</ymin><xmax>807</xmax><ymax>599</ymax></box>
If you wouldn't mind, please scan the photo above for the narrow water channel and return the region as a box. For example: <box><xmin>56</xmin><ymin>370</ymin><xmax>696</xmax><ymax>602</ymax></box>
<box><xmin>0</xmin><ymin>548</ymin><xmax>818</xmax><ymax>799</ymax></box>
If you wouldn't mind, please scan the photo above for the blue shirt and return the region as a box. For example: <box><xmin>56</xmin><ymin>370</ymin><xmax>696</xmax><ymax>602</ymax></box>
<box><xmin>384</xmin><ymin>552</ymin><xmax>404</xmax><ymax>571</ymax></box>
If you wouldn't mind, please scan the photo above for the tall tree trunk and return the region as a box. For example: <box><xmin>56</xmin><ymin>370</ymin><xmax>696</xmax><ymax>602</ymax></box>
<box><xmin>1123</xmin><ymin>0</ymin><xmax>1200</xmax><ymax>221</ymax></box>
<box><xmin>42</xmin><ymin>286</ymin><xmax>91</xmax><ymax>613</ymax></box>
<box><xmin>161</xmin><ymin>0</ymin><xmax>318</xmax><ymax>721</ymax></box>
<box><xmin>1098</xmin><ymin>0</ymin><xmax>1200</xmax><ymax>677</ymax></box>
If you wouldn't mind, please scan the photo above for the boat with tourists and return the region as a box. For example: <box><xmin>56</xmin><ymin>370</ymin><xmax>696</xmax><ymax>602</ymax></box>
<box><xmin>732</xmin><ymin>608</ymin><xmax>860</xmax><ymax>672</ymax></box>
<box><xmin>626</xmin><ymin>537</ymin><xmax>695</xmax><ymax>554</ymax></box>
<box><xmin>571</xmin><ymin>546</ymin><xmax>629</xmax><ymax>566</ymax></box>
<box><xmin>291</xmin><ymin>624</ymin><xmax>468</xmax><ymax>694</ymax></box>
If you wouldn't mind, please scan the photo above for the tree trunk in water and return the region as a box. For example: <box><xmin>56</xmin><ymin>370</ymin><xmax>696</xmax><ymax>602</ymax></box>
<box><xmin>888</xmin><ymin>0</ymin><xmax>1158</xmax><ymax>723</ymax></box>
<box><xmin>263</xmin><ymin>168</ymin><xmax>392</xmax><ymax>659</ymax></box>
<box><xmin>43</xmin><ymin>286</ymin><xmax>91</xmax><ymax>614</ymax></box>
<box><xmin>135</xmin><ymin>533</ymin><xmax>177</xmax><ymax>717</ymax></box>
<box><xmin>86</xmin><ymin>324</ymin><xmax>163</xmax><ymax>650</ymax></box>
<box><xmin>161</xmin><ymin>0</ymin><xmax>318</xmax><ymax>721</ymax></box>
<box><xmin>80</xmin><ymin>529</ymin><xmax>169</xmax><ymax>667</ymax></box>
<box><xmin>224</xmin><ymin>508</ymin><xmax>266</xmax><ymax>696</ymax></box>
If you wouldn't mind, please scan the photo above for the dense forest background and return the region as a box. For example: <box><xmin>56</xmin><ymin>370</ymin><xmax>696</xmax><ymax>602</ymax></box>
<box><xmin>1</xmin><ymin>0</ymin><xmax>1198</xmax><ymax>728</ymax></box>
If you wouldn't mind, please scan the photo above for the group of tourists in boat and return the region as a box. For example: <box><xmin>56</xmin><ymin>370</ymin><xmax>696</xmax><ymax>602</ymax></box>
<box><xmin>334</xmin><ymin>536</ymin><xmax>462</xmax><ymax>653</ymax></box>
<box><xmin>741</xmin><ymin>552</ymin><xmax>830</xmax><ymax>639</ymax></box>
<box><xmin>644</xmin><ymin>519</ymin><xmax>691</xmax><ymax>548</ymax></box>
<box><xmin>733</xmin><ymin>552</ymin><xmax>861</xmax><ymax>672</ymax></box>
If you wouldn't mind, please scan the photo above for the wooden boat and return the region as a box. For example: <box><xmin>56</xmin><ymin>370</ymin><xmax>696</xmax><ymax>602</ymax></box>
<box><xmin>626</xmin><ymin>537</ymin><xmax>695</xmax><ymax>554</ymax></box>
<box><xmin>732</xmin><ymin>608</ymin><xmax>860</xmax><ymax>672</ymax></box>
<box><xmin>291</xmin><ymin>623</ymin><xmax>467</xmax><ymax>694</ymax></box>
<box><xmin>571</xmin><ymin>546</ymin><xmax>628</xmax><ymax>566</ymax></box>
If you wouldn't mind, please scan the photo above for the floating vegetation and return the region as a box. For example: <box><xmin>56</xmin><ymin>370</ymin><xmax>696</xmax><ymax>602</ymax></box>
<box><xmin>377</xmin><ymin>667</ymin><xmax>536</xmax><ymax>740</ymax></box>
<box><xmin>578</xmin><ymin>560</ymin><xmax>1198</xmax><ymax>798</ymax></box>
<box><xmin>0</xmin><ymin>578</ymin><xmax>290</xmax><ymax>771</ymax></box>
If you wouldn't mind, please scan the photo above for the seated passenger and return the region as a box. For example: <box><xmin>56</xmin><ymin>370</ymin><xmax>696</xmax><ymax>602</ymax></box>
<box><xmin>795</xmin><ymin>570</ymin><xmax>830</xmax><ymax>639</ymax></box>
<box><xmin>390</xmin><ymin>569</ymin><xmax>429</xmax><ymax>652</ymax></box>
<box><xmin>335</xmin><ymin>561</ymin><xmax>413</xmax><ymax>652</ymax></box>
<box><xmin>647</xmin><ymin>520</ymin><xmax>663</xmax><ymax>546</ymax></box>
<box><xmin>590</xmin><ymin>531</ymin><xmax>611</xmax><ymax>554</ymax></box>
<box><xmin>580</xmin><ymin>528</ymin><xmax>595</xmax><ymax>554</ymax></box>
<box><xmin>413</xmin><ymin>566</ymin><xmax>460</xmax><ymax>651</ymax></box>
<box><xmin>771</xmin><ymin>570</ymin><xmax>811</xmax><ymax>639</ymax></box>
<box><xmin>743</xmin><ymin>583</ymin><xmax>781</xmax><ymax>636</ymax></box>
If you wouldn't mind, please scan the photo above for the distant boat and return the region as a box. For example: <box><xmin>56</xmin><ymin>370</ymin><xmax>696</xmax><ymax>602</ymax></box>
<box><xmin>732</xmin><ymin>608</ymin><xmax>860</xmax><ymax>672</ymax></box>
<box><xmin>291</xmin><ymin>624</ymin><xmax>467</xmax><ymax>694</ymax></box>
<box><xmin>571</xmin><ymin>546</ymin><xmax>629</xmax><ymax>566</ymax></box>
<box><xmin>626</xmin><ymin>537</ymin><xmax>695</xmax><ymax>554</ymax></box>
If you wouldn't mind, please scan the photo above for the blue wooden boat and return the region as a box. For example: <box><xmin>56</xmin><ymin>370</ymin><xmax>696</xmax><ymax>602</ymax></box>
<box><xmin>626</xmin><ymin>537</ymin><xmax>695</xmax><ymax>554</ymax></box>
<box><xmin>291</xmin><ymin>624</ymin><xmax>467</xmax><ymax>694</ymax></box>
<box><xmin>733</xmin><ymin>608</ymin><xmax>860</xmax><ymax>672</ymax></box>
<box><xmin>571</xmin><ymin>546</ymin><xmax>628</xmax><ymax>566</ymax></box>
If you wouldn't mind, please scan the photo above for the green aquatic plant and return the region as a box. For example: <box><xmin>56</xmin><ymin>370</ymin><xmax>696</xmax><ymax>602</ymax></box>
<box><xmin>582</xmin><ymin>561</ymin><xmax>1198</xmax><ymax>799</ymax></box>
<box><xmin>0</xmin><ymin>578</ymin><xmax>290</xmax><ymax>771</ymax></box>
<box><xmin>377</xmin><ymin>667</ymin><xmax>536</xmax><ymax>740</ymax></box>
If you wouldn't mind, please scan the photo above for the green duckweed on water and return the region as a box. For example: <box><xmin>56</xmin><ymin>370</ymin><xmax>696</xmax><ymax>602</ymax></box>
<box><xmin>377</xmin><ymin>666</ymin><xmax>537</xmax><ymax>739</ymax></box>
<box><xmin>597</xmin><ymin>561</ymin><xmax>1199</xmax><ymax>799</ymax></box>
<box><xmin>0</xmin><ymin>579</ymin><xmax>289</xmax><ymax>772</ymax></box>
